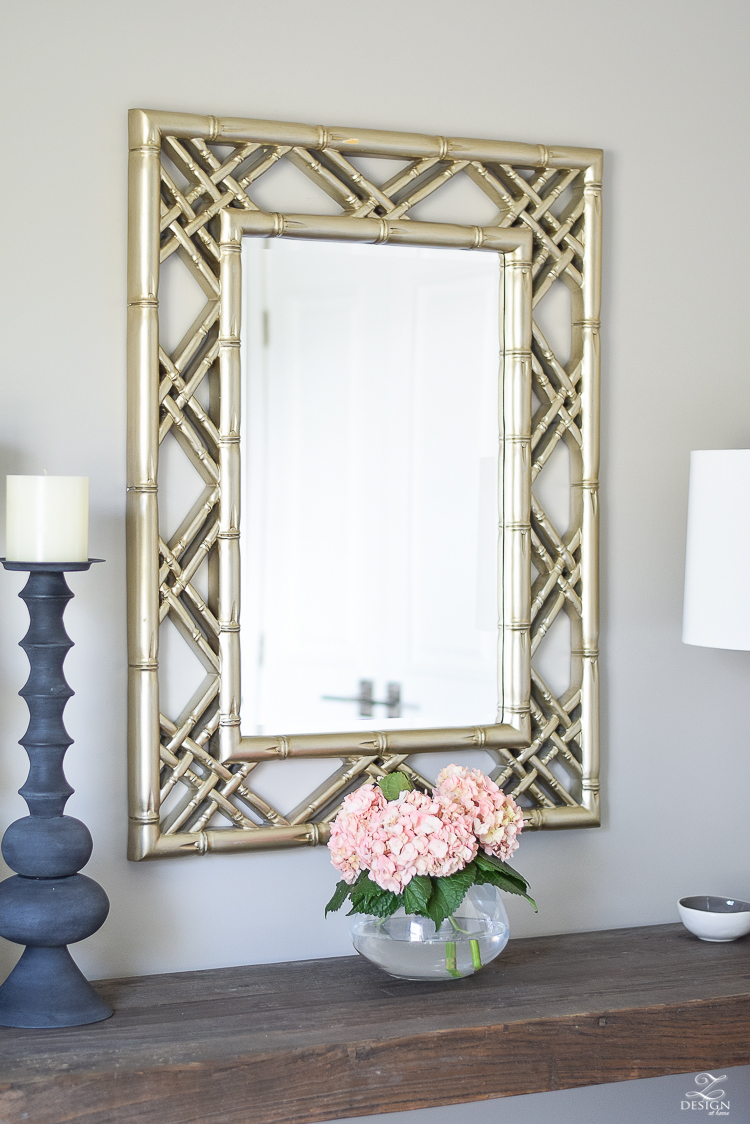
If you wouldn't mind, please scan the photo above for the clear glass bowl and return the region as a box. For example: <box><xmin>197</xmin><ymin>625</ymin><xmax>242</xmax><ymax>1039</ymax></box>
<box><xmin>350</xmin><ymin>883</ymin><xmax>509</xmax><ymax>980</ymax></box>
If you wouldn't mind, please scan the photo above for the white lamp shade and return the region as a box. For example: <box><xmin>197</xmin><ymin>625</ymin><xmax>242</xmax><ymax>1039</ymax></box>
<box><xmin>683</xmin><ymin>450</ymin><xmax>750</xmax><ymax>650</ymax></box>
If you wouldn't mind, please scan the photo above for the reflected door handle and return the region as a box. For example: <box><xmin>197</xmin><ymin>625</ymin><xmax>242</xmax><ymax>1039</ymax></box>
<box><xmin>322</xmin><ymin>680</ymin><xmax>417</xmax><ymax>719</ymax></box>
<box><xmin>322</xmin><ymin>679</ymin><xmax>375</xmax><ymax>717</ymax></box>
<box><xmin>384</xmin><ymin>682</ymin><xmax>401</xmax><ymax>719</ymax></box>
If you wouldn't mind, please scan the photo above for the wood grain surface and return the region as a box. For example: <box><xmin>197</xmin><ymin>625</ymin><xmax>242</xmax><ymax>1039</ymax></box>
<box><xmin>0</xmin><ymin>923</ymin><xmax>748</xmax><ymax>1124</ymax></box>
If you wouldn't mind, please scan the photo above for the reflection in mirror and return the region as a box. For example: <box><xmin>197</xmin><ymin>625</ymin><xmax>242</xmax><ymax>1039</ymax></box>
<box><xmin>240</xmin><ymin>240</ymin><xmax>503</xmax><ymax>739</ymax></box>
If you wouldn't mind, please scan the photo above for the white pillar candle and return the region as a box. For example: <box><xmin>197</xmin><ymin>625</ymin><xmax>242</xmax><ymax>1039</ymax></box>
<box><xmin>5</xmin><ymin>476</ymin><xmax>89</xmax><ymax>563</ymax></box>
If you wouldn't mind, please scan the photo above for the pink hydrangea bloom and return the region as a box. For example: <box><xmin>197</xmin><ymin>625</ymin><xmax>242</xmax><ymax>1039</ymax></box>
<box><xmin>327</xmin><ymin>784</ymin><xmax>385</xmax><ymax>884</ymax></box>
<box><xmin>358</xmin><ymin>790</ymin><xmax>477</xmax><ymax>894</ymax></box>
<box><xmin>434</xmin><ymin>764</ymin><xmax>524</xmax><ymax>862</ymax></box>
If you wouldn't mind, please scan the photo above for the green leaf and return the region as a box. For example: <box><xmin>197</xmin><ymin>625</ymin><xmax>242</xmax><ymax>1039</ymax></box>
<box><xmin>403</xmin><ymin>874</ymin><xmax>432</xmax><ymax>915</ymax></box>
<box><xmin>377</xmin><ymin>771</ymin><xmax>414</xmax><ymax>801</ymax></box>
<box><xmin>473</xmin><ymin>850</ymin><xmax>530</xmax><ymax>891</ymax></box>
<box><xmin>347</xmin><ymin>887</ymin><xmax>403</xmax><ymax>918</ymax></box>
<box><xmin>473</xmin><ymin>865</ymin><xmax>537</xmax><ymax>911</ymax></box>
<box><xmin>325</xmin><ymin>879</ymin><xmax>352</xmax><ymax>916</ymax></box>
<box><xmin>362</xmin><ymin>891</ymin><xmax>402</xmax><ymax>918</ymax></box>
<box><xmin>346</xmin><ymin>873</ymin><xmax>404</xmax><ymax>919</ymax></box>
<box><xmin>423</xmin><ymin>884</ymin><xmax>453</xmax><ymax>930</ymax></box>
<box><xmin>423</xmin><ymin>866</ymin><xmax>476</xmax><ymax>929</ymax></box>
<box><xmin>444</xmin><ymin>863</ymin><xmax>477</xmax><ymax>899</ymax></box>
<box><xmin>349</xmin><ymin>874</ymin><xmax>384</xmax><ymax>907</ymax></box>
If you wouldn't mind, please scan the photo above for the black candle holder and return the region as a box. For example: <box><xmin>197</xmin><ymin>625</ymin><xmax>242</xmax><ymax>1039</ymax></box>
<box><xmin>0</xmin><ymin>560</ymin><xmax>111</xmax><ymax>1027</ymax></box>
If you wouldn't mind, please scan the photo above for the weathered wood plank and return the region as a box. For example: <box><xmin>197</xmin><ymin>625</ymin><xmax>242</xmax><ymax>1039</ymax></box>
<box><xmin>0</xmin><ymin>924</ymin><xmax>747</xmax><ymax>1124</ymax></box>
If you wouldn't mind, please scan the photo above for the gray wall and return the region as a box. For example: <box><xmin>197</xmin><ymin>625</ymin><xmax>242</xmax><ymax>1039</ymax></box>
<box><xmin>1</xmin><ymin>1</ymin><xmax>749</xmax><ymax>1120</ymax></box>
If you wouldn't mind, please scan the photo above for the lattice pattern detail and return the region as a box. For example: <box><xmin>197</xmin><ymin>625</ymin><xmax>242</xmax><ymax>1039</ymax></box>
<box><xmin>130</xmin><ymin>112</ymin><xmax>601</xmax><ymax>854</ymax></box>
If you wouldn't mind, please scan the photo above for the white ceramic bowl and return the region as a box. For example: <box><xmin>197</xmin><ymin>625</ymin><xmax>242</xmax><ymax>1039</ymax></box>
<box><xmin>678</xmin><ymin>895</ymin><xmax>750</xmax><ymax>942</ymax></box>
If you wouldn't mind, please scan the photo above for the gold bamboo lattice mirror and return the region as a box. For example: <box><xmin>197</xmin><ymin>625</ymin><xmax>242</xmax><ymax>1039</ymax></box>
<box><xmin>127</xmin><ymin>109</ymin><xmax>602</xmax><ymax>860</ymax></box>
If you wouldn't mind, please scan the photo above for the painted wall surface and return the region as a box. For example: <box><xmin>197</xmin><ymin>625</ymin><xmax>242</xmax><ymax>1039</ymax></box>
<box><xmin>1</xmin><ymin>2</ymin><xmax>749</xmax><ymax>1120</ymax></box>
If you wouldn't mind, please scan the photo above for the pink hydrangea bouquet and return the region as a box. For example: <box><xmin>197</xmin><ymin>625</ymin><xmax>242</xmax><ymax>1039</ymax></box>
<box><xmin>325</xmin><ymin>765</ymin><xmax>536</xmax><ymax>930</ymax></box>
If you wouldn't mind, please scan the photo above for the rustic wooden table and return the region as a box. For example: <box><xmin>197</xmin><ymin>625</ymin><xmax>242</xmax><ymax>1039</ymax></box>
<box><xmin>0</xmin><ymin>923</ymin><xmax>747</xmax><ymax>1124</ymax></box>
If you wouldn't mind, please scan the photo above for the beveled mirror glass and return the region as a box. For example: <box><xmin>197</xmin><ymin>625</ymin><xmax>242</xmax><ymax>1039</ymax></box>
<box><xmin>240</xmin><ymin>239</ymin><xmax>503</xmax><ymax>738</ymax></box>
<box><xmin>127</xmin><ymin>110</ymin><xmax>602</xmax><ymax>860</ymax></box>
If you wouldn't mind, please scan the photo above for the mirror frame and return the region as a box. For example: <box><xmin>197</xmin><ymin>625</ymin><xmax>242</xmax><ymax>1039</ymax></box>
<box><xmin>127</xmin><ymin>109</ymin><xmax>602</xmax><ymax>860</ymax></box>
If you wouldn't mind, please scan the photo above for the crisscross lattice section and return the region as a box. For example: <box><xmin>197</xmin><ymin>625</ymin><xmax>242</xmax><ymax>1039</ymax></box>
<box><xmin>154</xmin><ymin>129</ymin><xmax>595</xmax><ymax>841</ymax></box>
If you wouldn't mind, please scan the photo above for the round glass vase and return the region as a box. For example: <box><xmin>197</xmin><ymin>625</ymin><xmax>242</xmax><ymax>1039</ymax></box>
<box><xmin>350</xmin><ymin>883</ymin><xmax>509</xmax><ymax>981</ymax></box>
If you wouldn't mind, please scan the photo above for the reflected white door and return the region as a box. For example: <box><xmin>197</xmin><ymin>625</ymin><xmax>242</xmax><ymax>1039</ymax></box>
<box><xmin>241</xmin><ymin>240</ymin><xmax>501</xmax><ymax>736</ymax></box>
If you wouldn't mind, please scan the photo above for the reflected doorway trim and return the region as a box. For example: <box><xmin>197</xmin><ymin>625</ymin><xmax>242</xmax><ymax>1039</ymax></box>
<box><xmin>127</xmin><ymin>109</ymin><xmax>601</xmax><ymax>860</ymax></box>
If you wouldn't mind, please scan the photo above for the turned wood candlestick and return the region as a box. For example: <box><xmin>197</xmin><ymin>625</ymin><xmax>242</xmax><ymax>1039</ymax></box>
<box><xmin>0</xmin><ymin>560</ymin><xmax>111</xmax><ymax>1028</ymax></box>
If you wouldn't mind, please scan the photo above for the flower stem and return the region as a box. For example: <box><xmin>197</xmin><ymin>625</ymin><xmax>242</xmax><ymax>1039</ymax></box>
<box><xmin>445</xmin><ymin>941</ymin><xmax>461</xmax><ymax>978</ymax></box>
<box><xmin>469</xmin><ymin>938</ymin><xmax>483</xmax><ymax>971</ymax></box>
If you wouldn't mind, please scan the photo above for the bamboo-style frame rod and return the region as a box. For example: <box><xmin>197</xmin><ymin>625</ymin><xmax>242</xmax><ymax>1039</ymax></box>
<box><xmin>126</xmin><ymin>109</ymin><xmax>601</xmax><ymax>861</ymax></box>
<box><xmin>217</xmin><ymin>209</ymin><xmax>532</xmax><ymax>767</ymax></box>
